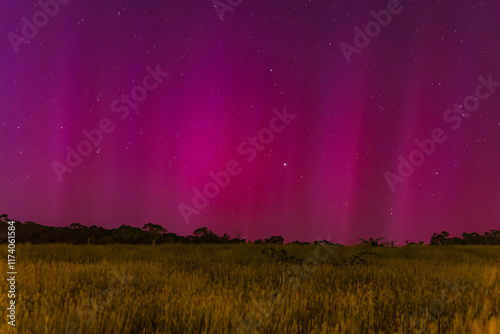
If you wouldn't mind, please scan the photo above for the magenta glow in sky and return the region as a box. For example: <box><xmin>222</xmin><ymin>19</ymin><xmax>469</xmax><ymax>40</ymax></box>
<box><xmin>1</xmin><ymin>0</ymin><xmax>499</xmax><ymax>244</ymax></box>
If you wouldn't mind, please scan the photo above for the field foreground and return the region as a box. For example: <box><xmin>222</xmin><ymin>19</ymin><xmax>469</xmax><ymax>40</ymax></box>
<box><xmin>1</xmin><ymin>244</ymin><xmax>499</xmax><ymax>334</ymax></box>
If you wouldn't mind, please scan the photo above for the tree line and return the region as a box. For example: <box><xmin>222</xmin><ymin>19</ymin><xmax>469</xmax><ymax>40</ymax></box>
<box><xmin>1</xmin><ymin>214</ymin><xmax>499</xmax><ymax>246</ymax></box>
<box><xmin>429</xmin><ymin>230</ymin><xmax>500</xmax><ymax>245</ymax></box>
<box><xmin>0</xmin><ymin>214</ymin><xmax>277</xmax><ymax>245</ymax></box>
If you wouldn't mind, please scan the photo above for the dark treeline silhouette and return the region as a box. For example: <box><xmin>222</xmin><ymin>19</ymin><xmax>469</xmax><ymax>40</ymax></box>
<box><xmin>1</xmin><ymin>214</ymin><xmax>499</xmax><ymax>245</ymax></box>
<box><xmin>430</xmin><ymin>230</ymin><xmax>500</xmax><ymax>245</ymax></box>
<box><xmin>0</xmin><ymin>214</ymin><xmax>280</xmax><ymax>245</ymax></box>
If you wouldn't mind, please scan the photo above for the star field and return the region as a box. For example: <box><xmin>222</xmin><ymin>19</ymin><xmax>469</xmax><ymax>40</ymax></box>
<box><xmin>0</xmin><ymin>0</ymin><xmax>499</xmax><ymax>244</ymax></box>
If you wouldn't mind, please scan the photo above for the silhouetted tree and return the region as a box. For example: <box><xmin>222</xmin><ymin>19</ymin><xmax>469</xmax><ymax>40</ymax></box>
<box><xmin>359</xmin><ymin>237</ymin><xmax>386</xmax><ymax>247</ymax></box>
<box><xmin>69</xmin><ymin>223</ymin><xmax>85</xmax><ymax>230</ymax></box>
<box><xmin>233</xmin><ymin>227</ymin><xmax>242</xmax><ymax>240</ymax></box>
<box><xmin>142</xmin><ymin>223</ymin><xmax>167</xmax><ymax>245</ymax></box>
<box><xmin>113</xmin><ymin>225</ymin><xmax>146</xmax><ymax>244</ymax></box>
<box><xmin>191</xmin><ymin>227</ymin><xmax>220</xmax><ymax>243</ymax></box>
<box><xmin>430</xmin><ymin>231</ymin><xmax>450</xmax><ymax>245</ymax></box>
<box><xmin>265</xmin><ymin>236</ymin><xmax>284</xmax><ymax>245</ymax></box>
<box><xmin>193</xmin><ymin>227</ymin><xmax>209</xmax><ymax>237</ymax></box>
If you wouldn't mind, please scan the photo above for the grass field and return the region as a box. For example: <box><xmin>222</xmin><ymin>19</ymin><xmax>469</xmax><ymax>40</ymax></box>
<box><xmin>1</xmin><ymin>244</ymin><xmax>499</xmax><ymax>334</ymax></box>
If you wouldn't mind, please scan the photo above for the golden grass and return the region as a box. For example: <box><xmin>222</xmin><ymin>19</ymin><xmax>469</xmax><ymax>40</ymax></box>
<box><xmin>0</xmin><ymin>244</ymin><xmax>499</xmax><ymax>333</ymax></box>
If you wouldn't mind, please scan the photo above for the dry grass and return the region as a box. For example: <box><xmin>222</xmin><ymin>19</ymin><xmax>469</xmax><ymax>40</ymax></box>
<box><xmin>0</xmin><ymin>244</ymin><xmax>499</xmax><ymax>333</ymax></box>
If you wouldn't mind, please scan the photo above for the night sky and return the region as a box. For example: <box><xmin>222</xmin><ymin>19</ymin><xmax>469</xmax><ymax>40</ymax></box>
<box><xmin>1</xmin><ymin>0</ymin><xmax>500</xmax><ymax>244</ymax></box>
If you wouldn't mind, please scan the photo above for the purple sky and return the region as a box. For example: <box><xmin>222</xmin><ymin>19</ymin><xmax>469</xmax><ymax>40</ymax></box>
<box><xmin>1</xmin><ymin>0</ymin><xmax>499</xmax><ymax>244</ymax></box>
